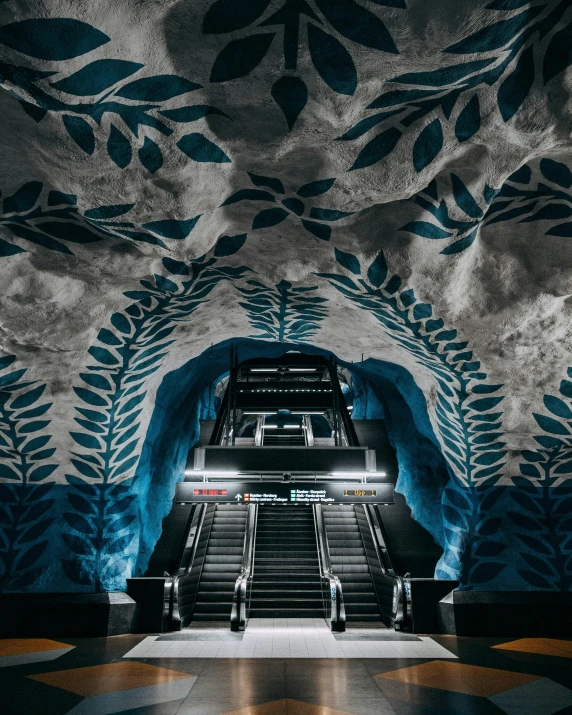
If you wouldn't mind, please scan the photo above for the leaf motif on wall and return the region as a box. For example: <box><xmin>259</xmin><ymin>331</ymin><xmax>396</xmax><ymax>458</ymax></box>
<box><xmin>0</xmin><ymin>18</ymin><xmax>110</xmax><ymax>60</ymax></box>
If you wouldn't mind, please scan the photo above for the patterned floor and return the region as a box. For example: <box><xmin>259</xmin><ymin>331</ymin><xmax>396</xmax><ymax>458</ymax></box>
<box><xmin>1</xmin><ymin>626</ymin><xmax>571</xmax><ymax>715</ymax></box>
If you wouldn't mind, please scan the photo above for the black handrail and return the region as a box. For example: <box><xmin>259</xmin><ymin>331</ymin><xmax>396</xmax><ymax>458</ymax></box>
<box><xmin>230</xmin><ymin>503</ymin><xmax>258</xmax><ymax>631</ymax></box>
<box><xmin>313</xmin><ymin>504</ymin><xmax>345</xmax><ymax>632</ymax></box>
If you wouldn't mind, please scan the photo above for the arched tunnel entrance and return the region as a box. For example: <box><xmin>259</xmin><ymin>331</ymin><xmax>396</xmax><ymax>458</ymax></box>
<box><xmin>129</xmin><ymin>338</ymin><xmax>452</xmax><ymax>634</ymax></box>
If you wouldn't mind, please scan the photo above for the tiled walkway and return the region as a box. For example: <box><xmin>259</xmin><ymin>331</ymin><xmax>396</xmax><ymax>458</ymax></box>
<box><xmin>1</xmin><ymin>626</ymin><xmax>572</xmax><ymax>715</ymax></box>
<box><xmin>124</xmin><ymin>620</ymin><xmax>456</xmax><ymax>659</ymax></box>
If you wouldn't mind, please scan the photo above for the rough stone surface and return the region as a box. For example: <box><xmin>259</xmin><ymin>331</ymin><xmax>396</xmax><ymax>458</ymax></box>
<box><xmin>0</xmin><ymin>1</ymin><xmax>571</xmax><ymax>594</ymax></box>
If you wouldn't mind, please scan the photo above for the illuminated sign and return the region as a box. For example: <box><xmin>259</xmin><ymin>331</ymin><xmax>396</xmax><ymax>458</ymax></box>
<box><xmin>176</xmin><ymin>482</ymin><xmax>393</xmax><ymax>504</ymax></box>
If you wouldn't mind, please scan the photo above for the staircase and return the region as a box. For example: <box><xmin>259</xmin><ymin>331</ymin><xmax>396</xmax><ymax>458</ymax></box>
<box><xmin>323</xmin><ymin>505</ymin><xmax>381</xmax><ymax>622</ymax></box>
<box><xmin>192</xmin><ymin>503</ymin><xmax>248</xmax><ymax>621</ymax></box>
<box><xmin>250</xmin><ymin>505</ymin><xmax>323</xmax><ymax>618</ymax></box>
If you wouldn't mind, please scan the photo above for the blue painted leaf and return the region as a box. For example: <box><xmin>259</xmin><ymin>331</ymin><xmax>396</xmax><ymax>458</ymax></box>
<box><xmin>68</xmin><ymin>493</ymin><xmax>96</xmax><ymax>516</ymax></box>
<box><xmin>11</xmin><ymin>384</ymin><xmax>45</xmax><ymax>410</ymax></box>
<box><xmin>52</xmin><ymin>59</ymin><xmax>143</xmax><ymax>95</ymax></box>
<box><xmin>475</xmin><ymin>541</ymin><xmax>506</xmax><ymax>557</ymax></box>
<box><xmin>554</xmin><ymin>461</ymin><xmax>572</xmax><ymax>475</ymax></box>
<box><xmin>520</xmin><ymin>464</ymin><xmax>541</xmax><ymax>478</ymax></box>
<box><xmin>0</xmin><ymin>368</ymin><xmax>26</xmax><ymax>386</ymax></box>
<box><xmin>539</xmin><ymin>158</ymin><xmax>572</xmax><ymax>189</ymax></box>
<box><xmin>220</xmin><ymin>189</ymin><xmax>276</xmax><ymax>206</ymax></box>
<box><xmin>546</xmin><ymin>222</ymin><xmax>572</xmax><ymax>238</ymax></box>
<box><xmin>80</xmin><ymin>373</ymin><xmax>112</xmax><ymax>391</ymax></box>
<box><xmin>443</xmin><ymin>505</ymin><xmax>468</xmax><ymax>530</ymax></box>
<box><xmin>272</xmin><ymin>76</ymin><xmax>308</xmax><ymax>130</ymax></box>
<box><xmin>349</xmin><ymin>127</ymin><xmax>401</xmax><ymax>171</ymax></box>
<box><xmin>297</xmin><ymin>178</ymin><xmax>335</xmax><ymax>198</ymax></box>
<box><xmin>367</xmin><ymin>252</ymin><xmax>387</xmax><ymax>287</ymax></box>
<box><xmin>478</xmin><ymin>517</ymin><xmax>501</xmax><ymax>536</ymax></box>
<box><xmin>400</xmin><ymin>221</ymin><xmax>451</xmax><ymax>239</ymax></box>
<box><xmin>518</xmin><ymin>569</ymin><xmax>552</xmax><ymax>589</ymax></box>
<box><xmin>203</xmin><ymin>0</ymin><xmax>271</xmax><ymax>32</ymax></box>
<box><xmin>18</xmin><ymin>420</ymin><xmax>50</xmax><ymax>434</ymax></box>
<box><xmin>533</xmin><ymin>412</ymin><xmax>570</xmax><ymax>435</ymax></box>
<box><xmin>0</xmin><ymin>464</ymin><xmax>19</xmax><ymax>480</ymax></box>
<box><xmin>335</xmin><ymin>248</ymin><xmax>361</xmax><ymax>275</ymax></box>
<box><xmin>440</xmin><ymin>227</ymin><xmax>478</xmax><ymax>255</ymax></box>
<box><xmin>0</xmin><ymin>18</ymin><xmax>109</xmax><ymax>60</ymax></box>
<box><xmin>162</xmin><ymin>258</ymin><xmax>189</xmax><ymax>276</ymax></box>
<box><xmin>248</xmin><ymin>173</ymin><xmax>284</xmax><ymax>194</ymax></box>
<box><xmin>510</xmin><ymin>490</ymin><xmax>541</xmax><ymax>514</ymax></box>
<box><xmin>470</xmin><ymin>562</ymin><xmax>505</xmax><ymax>583</ymax></box>
<box><xmin>516</xmin><ymin>533</ymin><xmax>552</xmax><ymax>556</ymax></box>
<box><xmin>159</xmin><ymin>105</ymin><xmax>230</xmax><ymax>122</ymax></box>
<box><xmin>84</xmin><ymin>204</ymin><xmax>134</xmax><ymax>220</ymax></box>
<box><xmin>214</xmin><ymin>233</ymin><xmax>247</xmax><ymax>256</ymax></box>
<box><xmin>522</xmin><ymin>552</ymin><xmax>554</xmax><ymax>577</ymax></box>
<box><xmin>444</xmin><ymin>9</ymin><xmax>542</xmax><ymax>54</ymax></box>
<box><xmin>138</xmin><ymin>136</ymin><xmax>163</xmax><ymax>174</ymax></box>
<box><xmin>107</xmin><ymin>124</ymin><xmax>132</xmax><ymax>169</ymax></box>
<box><xmin>544</xmin><ymin>394</ymin><xmax>572</xmax><ymax>419</ymax></box>
<box><xmin>519</xmin><ymin>204</ymin><xmax>572</xmax><ymax>223</ymax></box>
<box><xmin>70</xmin><ymin>431</ymin><xmax>101</xmax><ymax>450</ymax></box>
<box><xmin>451</xmin><ymin>174</ymin><xmax>483</xmax><ymax>218</ymax></box>
<box><xmin>63</xmin><ymin>511</ymin><xmax>93</xmax><ymax>534</ymax></box>
<box><xmin>543</xmin><ymin>21</ymin><xmax>572</xmax><ymax>85</ymax></box>
<box><xmin>507</xmin><ymin>512</ymin><xmax>543</xmax><ymax>532</ymax></box>
<box><xmin>28</xmin><ymin>464</ymin><xmax>57</xmax><ymax>481</ymax></box>
<box><xmin>315</xmin><ymin>0</ymin><xmax>398</xmax><ymax>54</ymax></box>
<box><xmin>308</xmin><ymin>24</ymin><xmax>357</xmax><ymax>95</ymax></box>
<box><xmin>114</xmin><ymin>438</ymin><xmax>138</xmax><ymax>463</ymax></box>
<box><xmin>393</xmin><ymin>59</ymin><xmax>495</xmax><ymax>86</ymax></box>
<box><xmin>16</xmin><ymin>541</ymin><xmax>48</xmax><ymax>571</ymax></box>
<box><xmin>62</xmin><ymin>533</ymin><xmax>93</xmax><ymax>556</ymax></box>
<box><xmin>310</xmin><ymin>208</ymin><xmax>353</xmax><ymax>221</ymax></box>
<box><xmin>62</xmin><ymin>558</ymin><xmax>93</xmax><ymax>585</ymax></box>
<box><xmin>118</xmin><ymin>392</ymin><xmax>146</xmax><ymax>416</ymax></box>
<box><xmin>73</xmin><ymin>386</ymin><xmax>108</xmax><ymax>407</ymax></box>
<box><xmin>469</xmin><ymin>396</ymin><xmax>504</xmax><ymax>412</ymax></box>
<box><xmin>455</xmin><ymin>94</ymin><xmax>480</xmax><ymax>143</ymax></box>
<box><xmin>413</xmin><ymin>303</ymin><xmax>432</xmax><ymax>320</ymax></box>
<box><xmin>413</xmin><ymin>119</ymin><xmax>443</xmax><ymax>173</ymax></box>
<box><xmin>62</xmin><ymin>115</ymin><xmax>95</xmax><ymax>155</ymax></box>
<box><xmin>445</xmin><ymin>488</ymin><xmax>471</xmax><ymax>511</ymax></box>
<box><xmin>17</xmin><ymin>99</ymin><xmax>48</xmax><ymax>123</ymax></box>
<box><xmin>70</xmin><ymin>458</ymin><xmax>101</xmax><ymax>480</ymax></box>
<box><xmin>177</xmin><ymin>133</ymin><xmax>231</xmax><ymax>163</ymax></box>
<box><xmin>3</xmin><ymin>181</ymin><xmax>42</xmax><ymax>214</ymax></box>
<box><xmin>111</xmin><ymin>455</ymin><xmax>139</xmax><ymax>478</ymax></box>
<box><xmin>252</xmin><ymin>207</ymin><xmax>289</xmax><ymax>229</ymax></box>
<box><xmin>302</xmin><ymin>220</ymin><xmax>331</xmax><ymax>241</ymax></box>
<box><xmin>115</xmin><ymin>74</ymin><xmax>200</xmax><ymax>100</ymax></box>
<box><xmin>88</xmin><ymin>346</ymin><xmax>119</xmax><ymax>366</ymax></box>
<box><xmin>498</xmin><ymin>46</ymin><xmax>534</xmax><ymax>122</ymax></box>
<box><xmin>109</xmin><ymin>314</ymin><xmax>131</xmax><ymax>335</ymax></box>
<box><xmin>210</xmin><ymin>33</ymin><xmax>275</xmax><ymax>83</ymax></box>
<box><xmin>143</xmin><ymin>216</ymin><xmax>200</xmax><ymax>239</ymax></box>
<box><xmin>22</xmin><ymin>435</ymin><xmax>51</xmax><ymax>453</ymax></box>
<box><xmin>105</xmin><ymin>532</ymin><xmax>135</xmax><ymax>554</ymax></box>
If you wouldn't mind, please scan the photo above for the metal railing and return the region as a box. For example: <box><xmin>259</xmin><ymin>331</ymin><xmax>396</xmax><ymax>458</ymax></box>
<box><xmin>313</xmin><ymin>504</ymin><xmax>345</xmax><ymax>632</ymax></box>
<box><xmin>358</xmin><ymin>504</ymin><xmax>405</xmax><ymax>629</ymax></box>
<box><xmin>230</xmin><ymin>503</ymin><xmax>258</xmax><ymax>631</ymax></box>
<box><xmin>167</xmin><ymin>503</ymin><xmax>211</xmax><ymax>630</ymax></box>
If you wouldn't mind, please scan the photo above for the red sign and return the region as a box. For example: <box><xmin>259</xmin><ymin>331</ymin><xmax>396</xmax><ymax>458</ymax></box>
<box><xmin>193</xmin><ymin>489</ymin><xmax>228</xmax><ymax>496</ymax></box>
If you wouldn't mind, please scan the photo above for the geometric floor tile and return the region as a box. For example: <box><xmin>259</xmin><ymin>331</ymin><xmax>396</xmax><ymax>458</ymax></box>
<box><xmin>0</xmin><ymin>638</ymin><xmax>74</xmax><ymax>668</ymax></box>
<box><xmin>27</xmin><ymin>662</ymin><xmax>195</xmax><ymax>696</ymax></box>
<box><xmin>63</xmin><ymin>679</ymin><xmax>197</xmax><ymax>715</ymax></box>
<box><xmin>215</xmin><ymin>700</ymin><xmax>358</xmax><ymax>715</ymax></box>
<box><xmin>488</xmin><ymin>677</ymin><xmax>572</xmax><ymax>715</ymax></box>
<box><xmin>492</xmin><ymin>638</ymin><xmax>572</xmax><ymax>659</ymax></box>
<box><xmin>375</xmin><ymin>661</ymin><xmax>540</xmax><ymax>696</ymax></box>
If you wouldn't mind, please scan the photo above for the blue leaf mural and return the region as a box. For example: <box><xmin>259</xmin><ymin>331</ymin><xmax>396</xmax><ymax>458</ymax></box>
<box><xmin>237</xmin><ymin>279</ymin><xmax>328</xmax><ymax>342</ymax></box>
<box><xmin>63</xmin><ymin>252</ymin><xmax>251</xmax><ymax>590</ymax></box>
<box><xmin>0</xmin><ymin>19</ymin><xmax>231</xmax><ymax>169</ymax></box>
<box><xmin>0</xmin><ymin>355</ymin><xmax>57</xmax><ymax>591</ymax></box>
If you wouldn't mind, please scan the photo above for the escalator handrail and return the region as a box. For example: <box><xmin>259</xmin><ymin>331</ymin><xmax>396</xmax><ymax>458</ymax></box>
<box><xmin>170</xmin><ymin>503</ymin><xmax>208</xmax><ymax>628</ymax></box>
<box><xmin>363</xmin><ymin>504</ymin><xmax>405</xmax><ymax>627</ymax></box>
<box><xmin>314</xmin><ymin>504</ymin><xmax>345</xmax><ymax>632</ymax></box>
<box><xmin>230</xmin><ymin>503</ymin><xmax>257</xmax><ymax>631</ymax></box>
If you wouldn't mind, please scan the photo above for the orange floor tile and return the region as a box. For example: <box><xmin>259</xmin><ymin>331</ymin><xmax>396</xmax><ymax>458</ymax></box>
<box><xmin>27</xmin><ymin>660</ymin><xmax>194</xmax><ymax>696</ymax></box>
<box><xmin>492</xmin><ymin>638</ymin><xmax>572</xmax><ymax>658</ymax></box>
<box><xmin>0</xmin><ymin>638</ymin><xmax>72</xmax><ymax>656</ymax></box>
<box><xmin>376</xmin><ymin>660</ymin><xmax>540</xmax><ymax>697</ymax></box>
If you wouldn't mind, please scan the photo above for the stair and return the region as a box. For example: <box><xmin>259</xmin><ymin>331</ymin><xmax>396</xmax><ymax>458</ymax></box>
<box><xmin>250</xmin><ymin>505</ymin><xmax>324</xmax><ymax>618</ymax></box>
<box><xmin>323</xmin><ymin>504</ymin><xmax>381</xmax><ymax>622</ymax></box>
<box><xmin>192</xmin><ymin>503</ymin><xmax>248</xmax><ymax>621</ymax></box>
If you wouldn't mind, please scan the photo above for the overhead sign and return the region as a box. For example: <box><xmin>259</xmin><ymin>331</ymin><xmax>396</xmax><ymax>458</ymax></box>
<box><xmin>176</xmin><ymin>481</ymin><xmax>394</xmax><ymax>504</ymax></box>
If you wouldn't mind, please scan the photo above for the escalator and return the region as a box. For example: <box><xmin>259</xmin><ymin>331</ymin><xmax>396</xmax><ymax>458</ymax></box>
<box><xmin>249</xmin><ymin>505</ymin><xmax>323</xmax><ymax>618</ymax></box>
<box><xmin>190</xmin><ymin>503</ymin><xmax>249</xmax><ymax>621</ymax></box>
<box><xmin>323</xmin><ymin>505</ymin><xmax>381</xmax><ymax>622</ymax></box>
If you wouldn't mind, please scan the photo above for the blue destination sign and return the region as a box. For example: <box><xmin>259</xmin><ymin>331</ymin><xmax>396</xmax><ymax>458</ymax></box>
<box><xmin>176</xmin><ymin>481</ymin><xmax>394</xmax><ymax>504</ymax></box>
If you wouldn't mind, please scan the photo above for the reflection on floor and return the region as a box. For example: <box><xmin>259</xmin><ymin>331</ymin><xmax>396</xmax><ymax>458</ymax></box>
<box><xmin>1</xmin><ymin>623</ymin><xmax>571</xmax><ymax>715</ymax></box>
